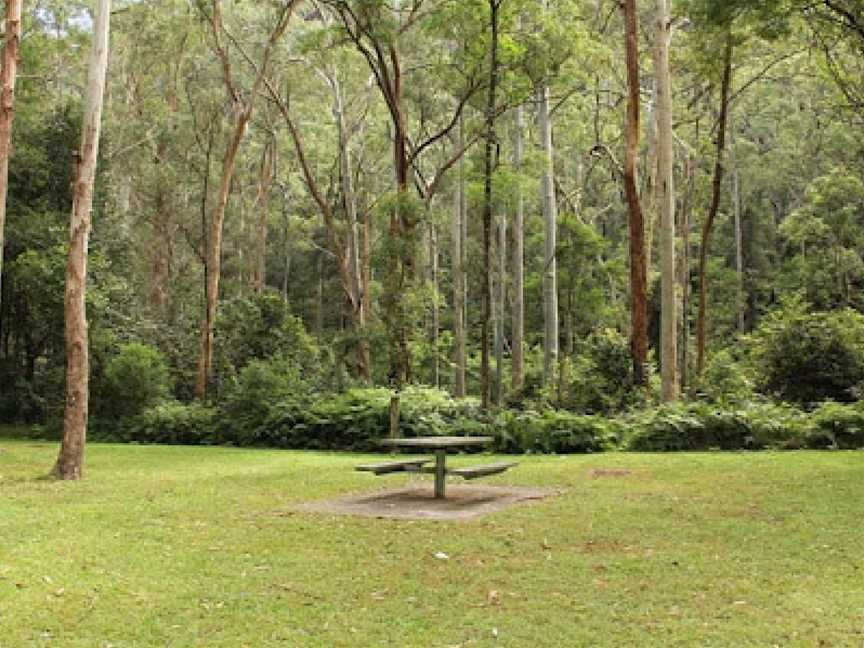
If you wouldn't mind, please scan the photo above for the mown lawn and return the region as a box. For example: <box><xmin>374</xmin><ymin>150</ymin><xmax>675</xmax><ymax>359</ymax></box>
<box><xmin>1</xmin><ymin>435</ymin><xmax>863</xmax><ymax>647</ymax></box>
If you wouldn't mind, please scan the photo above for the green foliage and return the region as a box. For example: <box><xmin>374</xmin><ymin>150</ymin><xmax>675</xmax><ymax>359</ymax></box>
<box><xmin>493</xmin><ymin>409</ymin><xmax>618</xmax><ymax>454</ymax></box>
<box><xmin>696</xmin><ymin>349</ymin><xmax>756</xmax><ymax>404</ymax></box>
<box><xmin>624</xmin><ymin>401</ymin><xmax>810</xmax><ymax>451</ymax></box>
<box><xmin>555</xmin><ymin>329</ymin><xmax>638</xmax><ymax>414</ymax></box>
<box><xmin>120</xmin><ymin>402</ymin><xmax>218</xmax><ymax>445</ymax></box>
<box><xmin>806</xmin><ymin>401</ymin><xmax>864</xmax><ymax>449</ymax></box>
<box><xmin>99</xmin><ymin>343</ymin><xmax>173</xmax><ymax>420</ymax></box>
<box><xmin>214</xmin><ymin>293</ymin><xmax>320</xmax><ymax>388</ymax></box>
<box><xmin>749</xmin><ymin>297</ymin><xmax>864</xmax><ymax>405</ymax></box>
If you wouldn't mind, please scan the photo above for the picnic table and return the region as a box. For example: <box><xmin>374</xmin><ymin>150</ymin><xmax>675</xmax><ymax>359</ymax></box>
<box><xmin>355</xmin><ymin>436</ymin><xmax>516</xmax><ymax>499</ymax></box>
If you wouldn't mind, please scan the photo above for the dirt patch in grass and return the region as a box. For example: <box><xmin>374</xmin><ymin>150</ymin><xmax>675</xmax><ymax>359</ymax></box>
<box><xmin>296</xmin><ymin>485</ymin><xmax>559</xmax><ymax>521</ymax></box>
<box><xmin>589</xmin><ymin>468</ymin><xmax>633</xmax><ymax>478</ymax></box>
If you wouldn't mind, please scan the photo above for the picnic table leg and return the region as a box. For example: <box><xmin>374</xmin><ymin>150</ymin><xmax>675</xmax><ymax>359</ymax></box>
<box><xmin>434</xmin><ymin>449</ymin><xmax>446</xmax><ymax>499</ymax></box>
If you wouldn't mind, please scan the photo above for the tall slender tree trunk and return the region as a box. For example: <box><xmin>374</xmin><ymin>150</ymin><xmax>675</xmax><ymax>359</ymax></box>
<box><xmin>53</xmin><ymin>0</ymin><xmax>111</xmax><ymax>480</ymax></box>
<box><xmin>655</xmin><ymin>0</ymin><xmax>678</xmax><ymax>401</ymax></box>
<box><xmin>452</xmin><ymin>123</ymin><xmax>467</xmax><ymax>397</ymax></box>
<box><xmin>696</xmin><ymin>30</ymin><xmax>733</xmax><ymax>377</ymax></box>
<box><xmin>510</xmin><ymin>105</ymin><xmax>525</xmax><ymax>393</ymax></box>
<box><xmin>480</xmin><ymin>0</ymin><xmax>501</xmax><ymax>410</ymax></box>
<box><xmin>623</xmin><ymin>0</ymin><xmax>649</xmax><ymax>386</ymax></box>
<box><xmin>0</xmin><ymin>0</ymin><xmax>22</xmax><ymax>314</ymax></box>
<box><xmin>679</xmin><ymin>151</ymin><xmax>692</xmax><ymax>391</ymax></box>
<box><xmin>252</xmin><ymin>138</ymin><xmax>275</xmax><ymax>295</ymax></box>
<box><xmin>538</xmin><ymin>81</ymin><xmax>559</xmax><ymax>386</ymax></box>
<box><xmin>495</xmin><ymin>216</ymin><xmax>506</xmax><ymax>406</ymax></box>
<box><xmin>730</xmin><ymin>113</ymin><xmax>744</xmax><ymax>332</ymax></box>
<box><xmin>331</xmin><ymin>72</ymin><xmax>370</xmax><ymax>381</ymax></box>
<box><xmin>429</xmin><ymin>221</ymin><xmax>440</xmax><ymax>387</ymax></box>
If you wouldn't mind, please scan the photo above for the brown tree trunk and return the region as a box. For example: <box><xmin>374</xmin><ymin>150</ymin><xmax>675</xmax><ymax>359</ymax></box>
<box><xmin>696</xmin><ymin>31</ymin><xmax>733</xmax><ymax>377</ymax></box>
<box><xmin>53</xmin><ymin>0</ymin><xmax>111</xmax><ymax>480</ymax></box>
<box><xmin>623</xmin><ymin>0</ymin><xmax>649</xmax><ymax>386</ymax></box>
<box><xmin>0</xmin><ymin>0</ymin><xmax>22</xmax><ymax>313</ymax></box>
<box><xmin>452</xmin><ymin>117</ymin><xmax>467</xmax><ymax>397</ymax></box>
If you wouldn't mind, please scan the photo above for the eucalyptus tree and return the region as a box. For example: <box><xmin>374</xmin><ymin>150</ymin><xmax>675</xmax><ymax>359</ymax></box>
<box><xmin>654</xmin><ymin>0</ymin><xmax>678</xmax><ymax>400</ymax></box>
<box><xmin>52</xmin><ymin>0</ymin><xmax>111</xmax><ymax>481</ymax></box>
<box><xmin>0</xmin><ymin>0</ymin><xmax>22</xmax><ymax>315</ymax></box>
<box><xmin>622</xmin><ymin>0</ymin><xmax>648</xmax><ymax>385</ymax></box>
<box><xmin>191</xmin><ymin>0</ymin><xmax>298</xmax><ymax>400</ymax></box>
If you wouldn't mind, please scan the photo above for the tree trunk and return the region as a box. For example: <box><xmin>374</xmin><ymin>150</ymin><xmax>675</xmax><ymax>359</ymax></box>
<box><xmin>429</xmin><ymin>221</ymin><xmax>440</xmax><ymax>387</ymax></box>
<box><xmin>452</xmin><ymin>121</ymin><xmax>467</xmax><ymax>397</ymax></box>
<box><xmin>480</xmin><ymin>0</ymin><xmax>500</xmax><ymax>410</ymax></box>
<box><xmin>53</xmin><ymin>0</ymin><xmax>111</xmax><ymax>480</ymax></box>
<box><xmin>538</xmin><ymin>81</ymin><xmax>559</xmax><ymax>386</ymax></box>
<box><xmin>730</xmin><ymin>113</ymin><xmax>745</xmax><ymax>332</ymax></box>
<box><xmin>252</xmin><ymin>138</ymin><xmax>275</xmax><ymax>295</ymax></box>
<box><xmin>510</xmin><ymin>105</ymin><xmax>525</xmax><ymax>393</ymax></box>
<box><xmin>0</xmin><ymin>0</ymin><xmax>23</xmax><ymax>315</ymax></box>
<box><xmin>623</xmin><ymin>0</ymin><xmax>649</xmax><ymax>386</ymax></box>
<box><xmin>495</xmin><ymin>216</ymin><xmax>506</xmax><ymax>406</ymax></box>
<box><xmin>331</xmin><ymin>72</ymin><xmax>370</xmax><ymax>381</ymax></box>
<box><xmin>679</xmin><ymin>151</ymin><xmax>692</xmax><ymax>391</ymax></box>
<box><xmin>655</xmin><ymin>0</ymin><xmax>678</xmax><ymax>401</ymax></box>
<box><xmin>696</xmin><ymin>30</ymin><xmax>733</xmax><ymax>377</ymax></box>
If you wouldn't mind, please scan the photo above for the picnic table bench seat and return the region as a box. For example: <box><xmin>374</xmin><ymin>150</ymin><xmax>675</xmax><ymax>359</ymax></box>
<box><xmin>355</xmin><ymin>457</ymin><xmax>432</xmax><ymax>475</ymax></box>
<box><xmin>446</xmin><ymin>461</ymin><xmax>518</xmax><ymax>480</ymax></box>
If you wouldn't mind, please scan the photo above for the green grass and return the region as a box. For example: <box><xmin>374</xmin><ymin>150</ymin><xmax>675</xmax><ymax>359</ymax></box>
<box><xmin>2</xmin><ymin>436</ymin><xmax>863</xmax><ymax>647</ymax></box>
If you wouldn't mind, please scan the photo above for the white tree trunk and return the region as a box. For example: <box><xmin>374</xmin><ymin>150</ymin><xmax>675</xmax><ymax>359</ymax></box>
<box><xmin>655</xmin><ymin>0</ymin><xmax>678</xmax><ymax>401</ymax></box>
<box><xmin>538</xmin><ymin>83</ymin><xmax>558</xmax><ymax>385</ymax></box>
<box><xmin>53</xmin><ymin>0</ymin><xmax>111</xmax><ymax>480</ymax></box>
<box><xmin>730</xmin><ymin>114</ymin><xmax>744</xmax><ymax>332</ymax></box>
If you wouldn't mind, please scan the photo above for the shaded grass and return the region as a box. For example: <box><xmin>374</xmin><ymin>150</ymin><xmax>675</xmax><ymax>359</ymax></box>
<box><xmin>2</xmin><ymin>437</ymin><xmax>863</xmax><ymax>647</ymax></box>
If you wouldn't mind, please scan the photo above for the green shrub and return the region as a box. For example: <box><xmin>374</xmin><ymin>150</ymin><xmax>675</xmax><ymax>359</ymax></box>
<box><xmin>122</xmin><ymin>402</ymin><xmax>217</xmax><ymax>445</ymax></box>
<box><xmin>624</xmin><ymin>401</ymin><xmax>809</xmax><ymax>451</ymax></box>
<box><xmin>806</xmin><ymin>401</ymin><xmax>864</xmax><ymax>449</ymax></box>
<box><xmin>749</xmin><ymin>298</ymin><xmax>864</xmax><ymax>405</ymax></box>
<box><xmin>493</xmin><ymin>409</ymin><xmax>617</xmax><ymax>454</ymax></box>
<box><xmin>697</xmin><ymin>349</ymin><xmax>756</xmax><ymax>404</ymax></box>
<box><xmin>100</xmin><ymin>342</ymin><xmax>172</xmax><ymax>419</ymax></box>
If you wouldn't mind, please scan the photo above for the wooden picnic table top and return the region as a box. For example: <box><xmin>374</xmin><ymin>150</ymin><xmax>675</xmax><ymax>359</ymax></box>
<box><xmin>377</xmin><ymin>436</ymin><xmax>493</xmax><ymax>449</ymax></box>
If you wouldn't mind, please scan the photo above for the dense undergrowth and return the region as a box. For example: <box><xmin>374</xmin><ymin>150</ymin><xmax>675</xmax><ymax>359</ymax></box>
<box><xmin>19</xmin><ymin>386</ymin><xmax>864</xmax><ymax>454</ymax></box>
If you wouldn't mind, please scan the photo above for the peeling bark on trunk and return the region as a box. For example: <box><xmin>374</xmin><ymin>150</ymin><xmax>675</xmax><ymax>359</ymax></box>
<box><xmin>623</xmin><ymin>0</ymin><xmax>649</xmax><ymax>386</ymax></box>
<box><xmin>53</xmin><ymin>0</ymin><xmax>111</xmax><ymax>480</ymax></box>
<box><xmin>696</xmin><ymin>31</ymin><xmax>733</xmax><ymax>378</ymax></box>
<box><xmin>0</xmin><ymin>0</ymin><xmax>23</xmax><ymax>314</ymax></box>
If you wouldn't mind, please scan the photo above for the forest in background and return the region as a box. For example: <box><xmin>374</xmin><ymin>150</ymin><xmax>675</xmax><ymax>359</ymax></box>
<box><xmin>2</xmin><ymin>0</ymin><xmax>864</xmax><ymax>464</ymax></box>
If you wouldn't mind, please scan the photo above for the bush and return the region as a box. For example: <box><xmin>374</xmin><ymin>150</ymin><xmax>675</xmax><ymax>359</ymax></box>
<box><xmin>554</xmin><ymin>329</ymin><xmax>640</xmax><ymax>414</ymax></box>
<box><xmin>749</xmin><ymin>298</ymin><xmax>864</xmax><ymax>406</ymax></box>
<box><xmin>100</xmin><ymin>342</ymin><xmax>172</xmax><ymax>419</ymax></box>
<box><xmin>624</xmin><ymin>401</ymin><xmax>809</xmax><ymax>451</ymax></box>
<box><xmin>696</xmin><ymin>349</ymin><xmax>756</xmax><ymax>404</ymax></box>
<box><xmin>493</xmin><ymin>409</ymin><xmax>618</xmax><ymax>454</ymax></box>
<box><xmin>806</xmin><ymin>401</ymin><xmax>864</xmax><ymax>449</ymax></box>
<box><xmin>120</xmin><ymin>401</ymin><xmax>217</xmax><ymax>445</ymax></box>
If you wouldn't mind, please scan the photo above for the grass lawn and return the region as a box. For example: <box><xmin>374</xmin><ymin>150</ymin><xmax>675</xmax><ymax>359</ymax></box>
<box><xmin>2</xmin><ymin>435</ymin><xmax>863</xmax><ymax>647</ymax></box>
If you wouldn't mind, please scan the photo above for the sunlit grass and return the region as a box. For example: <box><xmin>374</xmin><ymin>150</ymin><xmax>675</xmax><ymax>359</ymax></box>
<box><xmin>2</xmin><ymin>436</ymin><xmax>863</xmax><ymax>647</ymax></box>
